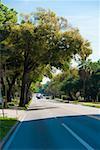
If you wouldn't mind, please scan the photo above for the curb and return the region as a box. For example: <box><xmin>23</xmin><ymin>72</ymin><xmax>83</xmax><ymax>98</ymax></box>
<box><xmin>0</xmin><ymin>112</ymin><xmax>26</xmax><ymax>150</ymax></box>
<box><xmin>0</xmin><ymin>100</ymin><xmax>31</xmax><ymax>149</ymax></box>
<box><xmin>0</xmin><ymin>121</ymin><xmax>20</xmax><ymax>150</ymax></box>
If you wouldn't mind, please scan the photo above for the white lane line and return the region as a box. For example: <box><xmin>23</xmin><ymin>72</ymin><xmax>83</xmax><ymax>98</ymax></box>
<box><xmin>87</xmin><ymin>115</ymin><xmax>100</xmax><ymax>121</ymax></box>
<box><xmin>62</xmin><ymin>123</ymin><xmax>94</xmax><ymax>150</ymax></box>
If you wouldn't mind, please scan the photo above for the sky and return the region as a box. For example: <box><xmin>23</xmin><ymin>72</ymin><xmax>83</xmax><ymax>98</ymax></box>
<box><xmin>2</xmin><ymin>0</ymin><xmax>100</xmax><ymax>61</ymax></box>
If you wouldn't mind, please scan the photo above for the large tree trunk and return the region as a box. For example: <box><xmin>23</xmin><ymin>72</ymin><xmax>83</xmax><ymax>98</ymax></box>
<box><xmin>20</xmin><ymin>70</ymin><xmax>29</xmax><ymax>107</ymax></box>
<box><xmin>20</xmin><ymin>49</ymin><xmax>30</xmax><ymax>107</ymax></box>
<box><xmin>25</xmin><ymin>81</ymin><xmax>32</xmax><ymax>104</ymax></box>
<box><xmin>19</xmin><ymin>51</ymin><xmax>38</xmax><ymax>107</ymax></box>
<box><xmin>6</xmin><ymin>73</ymin><xmax>20</xmax><ymax>102</ymax></box>
<box><xmin>7</xmin><ymin>88</ymin><xmax>12</xmax><ymax>102</ymax></box>
<box><xmin>83</xmin><ymin>79</ymin><xmax>86</xmax><ymax>101</ymax></box>
<box><xmin>1</xmin><ymin>77</ymin><xmax>5</xmax><ymax>96</ymax></box>
<box><xmin>68</xmin><ymin>91</ymin><xmax>74</xmax><ymax>101</ymax></box>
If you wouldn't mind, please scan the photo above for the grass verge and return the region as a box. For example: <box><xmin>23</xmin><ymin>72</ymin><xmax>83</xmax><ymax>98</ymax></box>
<box><xmin>81</xmin><ymin>102</ymin><xmax>100</xmax><ymax>108</ymax></box>
<box><xmin>71</xmin><ymin>100</ymin><xmax>79</xmax><ymax>104</ymax></box>
<box><xmin>25</xmin><ymin>99</ymin><xmax>32</xmax><ymax>109</ymax></box>
<box><xmin>0</xmin><ymin>117</ymin><xmax>17</xmax><ymax>140</ymax></box>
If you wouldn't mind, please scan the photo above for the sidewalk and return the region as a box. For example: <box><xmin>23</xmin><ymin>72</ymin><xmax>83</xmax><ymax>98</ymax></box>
<box><xmin>0</xmin><ymin>108</ymin><xmax>25</xmax><ymax>121</ymax></box>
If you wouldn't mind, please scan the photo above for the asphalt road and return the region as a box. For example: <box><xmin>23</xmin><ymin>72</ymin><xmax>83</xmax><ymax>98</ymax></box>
<box><xmin>3</xmin><ymin>98</ymin><xmax>100</xmax><ymax>150</ymax></box>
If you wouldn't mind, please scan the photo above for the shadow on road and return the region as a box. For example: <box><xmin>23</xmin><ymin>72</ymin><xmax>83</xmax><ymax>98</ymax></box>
<box><xmin>27</xmin><ymin>106</ymin><xmax>59</xmax><ymax>111</ymax></box>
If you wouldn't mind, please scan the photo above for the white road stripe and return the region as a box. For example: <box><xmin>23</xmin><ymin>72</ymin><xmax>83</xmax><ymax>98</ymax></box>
<box><xmin>62</xmin><ymin>123</ymin><xmax>94</xmax><ymax>150</ymax></box>
<box><xmin>87</xmin><ymin>115</ymin><xmax>100</xmax><ymax>120</ymax></box>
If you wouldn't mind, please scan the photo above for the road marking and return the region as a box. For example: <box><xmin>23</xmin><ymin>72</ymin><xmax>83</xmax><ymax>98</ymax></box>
<box><xmin>62</xmin><ymin>123</ymin><xmax>94</xmax><ymax>150</ymax></box>
<box><xmin>87</xmin><ymin>115</ymin><xmax>100</xmax><ymax>121</ymax></box>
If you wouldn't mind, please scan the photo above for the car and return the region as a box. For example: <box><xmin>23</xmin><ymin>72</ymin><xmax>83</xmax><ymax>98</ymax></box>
<box><xmin>36</xmin><ymin>93</ymin><xmax>43</xmax><ymax>99</ymax></box>
<box><xmin>46</xmin><ymin>96</ymin><xmax>50</xmax><ymax>99</ymax></box>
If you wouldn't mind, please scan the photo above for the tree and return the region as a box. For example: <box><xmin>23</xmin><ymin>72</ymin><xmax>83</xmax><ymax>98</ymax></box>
<box><xmin>60</xmin><ymin>67</ymin><xmax>79</xmax><ymax>100</ymax></box>
<box><xmin>10</xmin><ymin>9</ymin><xmax>70</xmax><ymax>106</ymax></box>
<box><xmin>0</xmin><ymin>2</ymin><xmax>17</xmax><ymax>105</ymax></box>
<box><xmin>75</xmin><ymin>40</ymin><xmax>92</xmax><ymax>62</ymax></box>
<box><xmin>2</xmin><ymin>7</ymin><xmax>93</xmax><ymax>106</ymax></box>
<box><xmin>82</xmin><ymin>60</ymin><xmax>100</xmax><ymax>101</ymax></box>
<box><xmin>5</xmin><ymin>21</ymin><xmax>55</xmax><ymax>106</ymax></box>
<box><xmin>0</xmin><ymin>2</ymin><xmax>17</xmax><ymax>41</ymax></box>
<box><xmin>0</xmin><ymin>38</ymin><xmax>23</xmax><ymax>102</ymax></box>
<box><xmin>75</xmin><ymin>39</ymin><xmax>92</xmax><ymax>99</ymax></box>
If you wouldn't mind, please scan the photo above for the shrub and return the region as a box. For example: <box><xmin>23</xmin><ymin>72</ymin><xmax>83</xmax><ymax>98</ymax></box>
<box><xmin>62</xmin><ymin>95</ymin><xmax>67</xmax><ymax>100</ymax></box>
<box><xmin>7</xmin><ymin>102</ymin><xmax>15</xmax><ymax>107</ymax></box>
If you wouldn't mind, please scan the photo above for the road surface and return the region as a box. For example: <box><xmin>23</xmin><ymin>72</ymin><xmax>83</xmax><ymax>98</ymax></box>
<box><xmin>3</xmin><ymin>97</ymin><xmax>100</xmax><ymax>150</ymax></box>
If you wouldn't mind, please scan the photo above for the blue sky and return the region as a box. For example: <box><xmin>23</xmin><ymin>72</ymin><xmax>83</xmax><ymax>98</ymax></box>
<box><xmin>3</xmin><ymin>0</ymin><xmax>100</xmax><ymax>61</ymax></box>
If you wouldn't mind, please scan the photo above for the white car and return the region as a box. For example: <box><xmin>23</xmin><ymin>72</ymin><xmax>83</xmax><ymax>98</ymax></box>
<box><xmin>36</xmin><ymin>93</ymin><xmax>43</xmax><ymax>99</ymax></box>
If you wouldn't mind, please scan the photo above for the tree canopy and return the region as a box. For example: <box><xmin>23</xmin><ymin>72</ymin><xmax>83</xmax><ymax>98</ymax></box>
<box><xmin>0</xmin><ymin>2</ymin><xmax>97</xmax><ymax>107</ymax></box>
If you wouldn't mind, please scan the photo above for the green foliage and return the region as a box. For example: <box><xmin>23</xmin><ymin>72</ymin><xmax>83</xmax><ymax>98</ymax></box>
<box><xmin>0</xmin><ymin>3</ymin><xmax>94</xmax><ymax>106</ymax></box>
<box><xmin>45</xmin><ymin>72</ymin><xmax>67</xmax><ymax>97</ymax></box>
<box><xmin>7</xmin><ymin>99</ymin><xmax>19</xmax><ymax>108</ymax></box>
<box><xmin>78</xmin><ymin>59</ymin><xmax>100</xmax><ymax>101</ymax></box>
<box><xmin>0</xmin><ymin>2</ymin><xmax>17</xmax><ymax>27</ymax></box>
<box><xmin>46</xmin><ymin>59</ymin><xmax>100</xmax><ymax>102</ymax></box>
<box><xmin>43</xmin><ymin>64</ymin><xmax>53</xmax><ymax>79</ymax></box>
<box><xmin>25</xmin><ymin>99</ymin><xmax>32</xmax><ymax>109</ymax></box>
<box><xmin>82</xmin><ymin>102</ymin><xmax>100</xmax><ymax>108</ymax></box>
<box><xmin>0</xmin><ymin>2</ymin><xmax>17</xmax><ymax>42</ymax></box>
<box><xmin>30</xmin><ymin>82</ymin><xmax>40</xmax><ymax>93</ymax></box>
